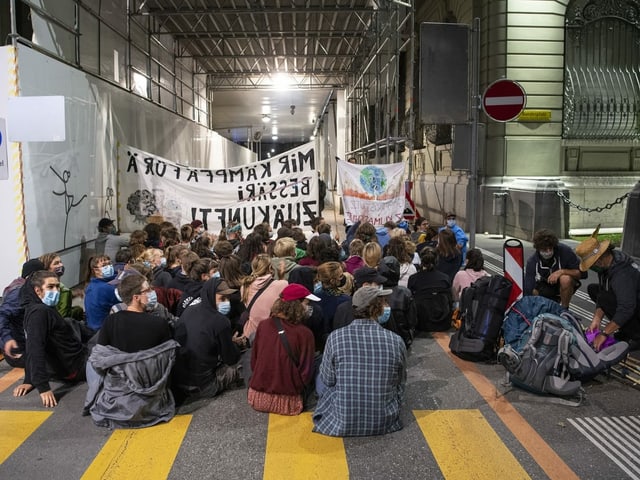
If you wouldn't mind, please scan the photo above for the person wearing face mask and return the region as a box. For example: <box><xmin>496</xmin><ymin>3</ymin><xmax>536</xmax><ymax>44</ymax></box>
<box><xmin>438</xmin><ymin>212</ymin><xmax>468</xmax><ymax>266</ymax></box>
<box><xmin>95</xmin><ymin>217</ymin><xmax>130</xmax><ymax>260</ymax></box>
<box><xmin>248</xmin><ymin>284</ymin><xmax>318</xmax><ymax>415</ymax></box>
<box><xmin>13</xmin><ymin>271</ymin><xmax>88</xmax><ymax>407</ymax></box>
<box><xmin>523</xmin><ymin>229</ymin><xmax>583</xmax><ymax>308</ymax></box>
<box><xmin>576</xmin><ymin>225</ymin><xmax>640</xmax><ymax>352</ymax></box>
<box><xmin>95</xmin><ymin>275</ymin><xmax>172</xmax><ymax>353</ymax></box>
<box><xmin>0</xmin><ymin>259</ymin><xmax>45</xmax><ymax>368</ymax></box>
<box><xmin>83</xmin><ymin>273</ymin><xmax>178</xmax><ymax>426</ymax></box>
<box><xmin>171</xmin><ymin>277</ymin><xmax>243</xmax><ymax>408</ymax></box>
<box><xmin>39</xmin><ymin>252</ymin><xmax>73</xmax><ymax>318</ymax></box>
<box><xmin>84</xmin><ymin>255</ymin><xmax>119</xmax><ymax>332</ymax></box>
<box><xmin>313</xmin><ymin>285</ymin><xmax>406</xmax><ymax>437</ymax></box>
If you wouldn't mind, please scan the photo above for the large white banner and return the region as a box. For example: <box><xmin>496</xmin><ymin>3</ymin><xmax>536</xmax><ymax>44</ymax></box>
<box><xmin>118</xmin><ymin>143</ymin><xmax>319</xmax><ymax>233</ymax></box>
<box><xmin>337</xmin><ymin>160</ymin><xmax>406</xmax><ymax>226</ymax></box>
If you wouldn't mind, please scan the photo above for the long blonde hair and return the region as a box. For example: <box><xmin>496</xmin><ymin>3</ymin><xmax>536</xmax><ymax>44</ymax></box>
<box><xmin>240</xmin><ymin>254</ymin><xmax>273</xmax><ymax>303</ymax></box>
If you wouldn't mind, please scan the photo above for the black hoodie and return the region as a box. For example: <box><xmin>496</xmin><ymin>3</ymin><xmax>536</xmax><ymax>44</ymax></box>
<box><xmin>599</xmin><ymin>250</ymin><xmax>640</xmax><ymax>337</ymax></box>
<box><xmin>20</xmin><ymin>281</ymin><xmax>87</xmax><ymax>393</ymax></box>
<box><xmin>172</xmin><ymin>277</ymin><xmax>240</xmax><ymax>388</ymax></box>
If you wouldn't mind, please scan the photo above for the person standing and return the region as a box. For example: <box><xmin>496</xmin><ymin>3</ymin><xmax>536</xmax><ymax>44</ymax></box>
<box><xmin>313</xmin><ymin>286</ymin><xmax>406</xmax><ymax>437</ymax></box>
<box><xmin>439</xmin><ymin>212</ymin><xmax>468</xmax><ymax>265</ymax></box>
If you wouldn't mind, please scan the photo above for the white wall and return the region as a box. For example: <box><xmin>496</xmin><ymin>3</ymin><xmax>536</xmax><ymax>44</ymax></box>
<box><xmin>0</xmin><ymin>45</ymin><xmax>253</xmax><ymax>289</ymax></box>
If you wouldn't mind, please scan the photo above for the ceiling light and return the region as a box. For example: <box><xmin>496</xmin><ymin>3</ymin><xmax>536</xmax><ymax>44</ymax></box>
<box><xmin>272</xmin><ymin>135</ymin><xmax>278</xmax><ymax>140</ymax></box>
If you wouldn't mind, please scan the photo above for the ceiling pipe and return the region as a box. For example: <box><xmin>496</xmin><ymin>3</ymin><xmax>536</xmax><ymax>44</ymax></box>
<box><xmin>312</xmin><ymin>88</ymin><xmax>335</xmax><ymax>138</ymax></box>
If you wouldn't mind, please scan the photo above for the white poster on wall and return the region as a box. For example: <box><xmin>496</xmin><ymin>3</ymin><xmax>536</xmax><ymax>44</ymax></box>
<box><xmin>118</xmin><ymin>142</ymin><xmax>320</xmax><ymax>233</ymax></box>
<box><xmin>0</xmin><ymin>118</ymin><xmax>8</xmax><ymax>180</ymax></box>
<box><xmin>337</xmin><ymin>160</ymin><xmax>406</xmax><ymax>226</ymax></box>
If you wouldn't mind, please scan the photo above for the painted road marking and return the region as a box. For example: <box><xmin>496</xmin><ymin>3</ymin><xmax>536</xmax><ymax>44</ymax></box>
<box><xmin>81</xmin><ymin>415</ymin><xmax>192</xmax><ymax>480</ymax></box>
<box><xmin>0</xmin><ymin>368</ymin><xmax>24</xmax><ymax>393</ymax></box>
<box><xmin>0</xmin><ymin>410</ymin><xmax>52</xmax><ymax>464</ymax></box>
<box><xmin>432</xmin><ymin>333</ymin><xmax>580</xmax><ymax>480</ymax></box>
<box><xmin>263</xmin><ymin>412</ymin><xmax>349</xmax><ymax>479</ymax></box>
<box><xmin>415</xmin><ymin>409</ymin><xmax>530</xmax><ymax>479</ymax></box>
<box><xmin>568</xmin><ymin>416</ymin><xmax>640</xmax><ymax>479</ymax></box>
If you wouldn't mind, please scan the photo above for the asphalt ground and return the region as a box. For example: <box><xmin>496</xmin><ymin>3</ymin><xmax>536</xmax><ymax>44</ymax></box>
<box><xmin>1</xmin><ymin>233</ymin><xmax>639</xmax><ymax>480</ymax></box>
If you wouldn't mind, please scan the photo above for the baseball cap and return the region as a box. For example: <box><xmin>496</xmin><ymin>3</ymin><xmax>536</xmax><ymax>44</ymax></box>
<box><xmin>353</xmin><ymin>266</ymin><xmax>387</xmax><ymax>287</ymax></box>
<box><xmin>280</xmin><ymin>283</ymin><xmax>320</xmax><ymax>302</ymax></box>
<box><xmin>98</xmin><ymin>218</ymin><xmax>114</xmax><ymax>229</ymax></box>
<box><xmin>352</xmin><ymin>285</ymin><xmax>392</xmax><ymax>312</ymax></box>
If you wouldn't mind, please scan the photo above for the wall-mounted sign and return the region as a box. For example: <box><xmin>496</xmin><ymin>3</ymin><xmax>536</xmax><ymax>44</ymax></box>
<box><xmin>518</xmin><ymin>110</ymin><xmax>552</xmax><ymax>122</ymax></box>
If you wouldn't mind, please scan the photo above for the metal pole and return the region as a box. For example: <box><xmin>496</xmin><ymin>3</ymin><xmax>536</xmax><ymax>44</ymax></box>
<box><xmin>468</xmin><ymin>17</ymin><xmax>481</xmax><ymax>250</ymax></box>
<box><xmin>9</xmin><ymin>0</ymin><xmax>18</xmax><ymax>47</ymax></box>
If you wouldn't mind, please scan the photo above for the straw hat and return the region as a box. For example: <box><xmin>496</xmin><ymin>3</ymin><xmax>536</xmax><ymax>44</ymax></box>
<box><xmin>575</xmin><ymin>224</ymin><xmax>610</xmax><ymax>272</ymax></box>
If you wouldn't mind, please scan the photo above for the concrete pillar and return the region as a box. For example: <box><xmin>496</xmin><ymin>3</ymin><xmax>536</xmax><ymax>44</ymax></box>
<box><xmin>621</xmin><ymin>181</ymin><xmax>640</xmax><ymax>258</ymax></box>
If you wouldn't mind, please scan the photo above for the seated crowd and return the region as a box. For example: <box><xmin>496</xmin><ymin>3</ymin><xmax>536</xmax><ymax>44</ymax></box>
<box><xmin>3</xmin><ymin>214</ymin><xmax>476</xmax><ymax>436</ymax></box>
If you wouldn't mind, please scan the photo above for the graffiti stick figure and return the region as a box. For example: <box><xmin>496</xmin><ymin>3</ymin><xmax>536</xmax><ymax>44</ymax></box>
<box><xmin>50</xmin><ymin>166</ymin><xmax>87</xmax><ymax>248</ymax></box>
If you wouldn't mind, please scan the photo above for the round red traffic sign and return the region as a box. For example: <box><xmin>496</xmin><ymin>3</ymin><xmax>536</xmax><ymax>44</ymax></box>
<box><xmin>482</xmin><ymin>79</ymin><xmax>526</xmax><ymax>122</ymax></box>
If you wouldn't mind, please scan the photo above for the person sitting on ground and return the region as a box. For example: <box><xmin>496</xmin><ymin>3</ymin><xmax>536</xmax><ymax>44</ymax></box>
<box><xmin>439</xmin><ymin>212</ymin><xmax>468</xmax><ymax>266</ymax></box>
<box><xmin>176</xmin><ymin>258</ymin><xmax>218</xmax><ymax>316</ymax></box>
<box><xmin>314</xmin><ymin>261</ymin><xmax>352</xmax><ymax>338</ymax></box>
<box><xmin>13</xmin><ymin>271</ymin><xmax>88</xmax><ymax>407</ymax></box>
<box><xmin>84</xmin><ymin>274</ymin><xmax>178</xmax><ymax>427</ymax></box>
<box><xmin>435</xmin><ymin>228</ymin><xmax>462</xmax><ymax>284</ymax></box>
<box><xmin>313</xmin><ymin>285</ymin><xmax>407</xmax><ymax>437</ymax></box>
<box><xmin>128</xmin><ymin>229</ymin><xmax>148</xmax><ymax>260</ymax></box>
<box><xmin>248</xmin><ymin>284</ymin><xmax>318</xmax><ymax>415</ymax></box>
<box><xmin>576</xmin><ymin>225</ymin><xmax>640</xmax><ymax>352</ymax></box>
<box><xmin>143</xmin><ymin>222</ymin><xmax>162</xmax><ymax>248</ymax></box>
<box><xmin>408</xmin><ymin>247</ymin><xmax>453</xmax><ymax>332</ymax></box>
<box><xmin>237</xmin><ymin>232</ymin><xmax>268</xmax><ymax>275</ymax></box>
<box><xmin>378</xmin><ymin>256</ymin><xmax>418</xmax><ymax>347</ymax></box>
<box><xmin>524</xmin><ymin>228</ymin><xmax>583</xmax><ymax>308</ymax></box>
<box><xmin>309</xmin><ymin>216</ymin><xmax>325</xmax><ymax>238</ymax></box>
<box><xmin>84</xmin><ymin>255</ymin><xmax>119</xmax><ymax>332</ymax></box>
<box><xmin>38</xmin><ymin>253</ymin><xmax>73</xmax><ymax>319</ymax></box>
<box><xmin>271</xmin><ymin>237</ymin><xmax>299</xmax><ymax>280</ymax></box>
<box><xmin>226</xmin><ymin>222</ymin><xmax>243</xmax><ymax>253</ymax></box>
<box><xmin>112</xmin><ymin>247</ymin><xmax>133</xmax><ymax>276</ymax></box>
<box><xmin>95</xmin><ymin>218</ymin><xmax>128</xmax><ymax>258</ymax></box>
<box><xmin>385</xmin><ymin>237</ymin><xmax>417</xmax><ymax>288</ymax></box>
<box><xmin>139</xmin><ymin>247</ymin><xmax>172</xmax><ymax>288</ymax></box>
<box><xmin>239</xmin><ymin>254</ymin><xmax>289</xmax><ymax>342</ymax></box>
<box><xmin>172</xmin><ymin>277</ymin><xmax>244</xmax><ymax>406</ymax></box>
<box><xmin>168</xmin><ymin>250</ymin><xmax>199</xmax><ymax>292</ymax></box>
<box><xmin>452</xmin><ymin>248</ymin><xmax>490</xmax><ymax>304</ymax></box>
<box><xmin>0</xmin><ymin>259</ymin><xmax>45</xmax><ymax>367</ymax></box>
<box><xmin>362</xmin><ymin>241</ymin><xmax>383</xmax><ymax>268</ymax></box>
<box><xmin>343</xmin><ymin>238</ymin><xmax>365</xmax><ymax>274</ymax></box>
<box><xmin>180</xmin><ymin>224</ymin><xmax>194</xmax><ymax>247</ymax></box>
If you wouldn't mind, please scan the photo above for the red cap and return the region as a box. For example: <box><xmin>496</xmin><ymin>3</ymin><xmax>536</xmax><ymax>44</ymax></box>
<box><xmin>280</xmin><ymin>283</ymin><xmax>320</xmax><ymax>302</ymax></box>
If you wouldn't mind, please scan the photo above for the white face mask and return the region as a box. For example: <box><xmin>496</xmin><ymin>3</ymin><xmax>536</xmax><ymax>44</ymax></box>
<box><xmin>539</xmin><ymin>249</ymin><xmax>554</xmax><ymax>260</ymax></box>
<box><xmin>446</xmin><ymin>219</ymin><xmax>456</xmax><ymax>228</ymax></box>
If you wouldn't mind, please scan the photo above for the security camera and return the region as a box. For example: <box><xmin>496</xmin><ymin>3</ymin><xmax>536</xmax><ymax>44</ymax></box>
<box><xmin>290</xmin><ymin>105</ymin><xmax>295</xmax><ymax>115</ymax></box>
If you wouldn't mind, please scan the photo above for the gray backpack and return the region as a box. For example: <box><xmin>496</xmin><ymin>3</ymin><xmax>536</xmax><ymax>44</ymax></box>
<box><xmin>498</xmin><ymin>312</ymin><xmax>629</xmax><ymax>397</ymax></box>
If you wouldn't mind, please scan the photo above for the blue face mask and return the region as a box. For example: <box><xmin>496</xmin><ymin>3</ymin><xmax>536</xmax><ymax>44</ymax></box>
<box><xmin>43</xmin><ymin>290</ymin><xmax>60</xmax><ymax>307</ymax></box>
<box><xmin>160</xmin><ymin>257</ymin><xmax>167</xmax><ymax>268</ymax></box>
<box><xmin>101</xmin><ymin>264</ymin><xmax>114</xmax><ymax>278</ymax></box>
<box><xmin>377</xmin><ymin>305</ymin><xmax>391</xmax><ymax>325</ymax></box>
<box><xmin>314</xmin><ymin>282</ymin><xmax>323</xmax><ymax>294</ymax></box>
<box><xmin>145</xmin><ymin>290</ymin><xmax>158</xmax><ymax>310</ymax></box>
<box><xmin>446</xmin><ymin>219</ymin><xmax>456</xmax><ymax>228</ymax></box>
<box><xmin>217</xmin><ymin>301</ymin><xmax>231</xmax><ymax>315</ymax></box>
<box><xmin>212</xmin><ymin>271</ymin><xmax>221</xmax><ymax>278</ymax></box>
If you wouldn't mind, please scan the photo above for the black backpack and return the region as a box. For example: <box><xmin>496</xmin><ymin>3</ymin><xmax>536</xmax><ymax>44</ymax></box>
<box><xmin>449</xmin><ymin>274</ymin><xmax>513</xmax><ymax>362</ymax></box>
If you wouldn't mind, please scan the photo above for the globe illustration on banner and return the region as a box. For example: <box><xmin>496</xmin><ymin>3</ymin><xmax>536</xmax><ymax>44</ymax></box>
<box><xmin>359</xmin><ymin>166</ymin><xmax>387</xmax><ymax>196</ymax></box>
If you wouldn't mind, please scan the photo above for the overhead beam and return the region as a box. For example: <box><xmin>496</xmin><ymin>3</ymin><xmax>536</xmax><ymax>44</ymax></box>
<box><xmin>136</xmin><ymin>7</ymin><xmax>377</xmax><ymax>16</ymax></box>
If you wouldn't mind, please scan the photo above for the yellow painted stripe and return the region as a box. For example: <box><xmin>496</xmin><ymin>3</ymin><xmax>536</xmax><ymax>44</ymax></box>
<box><xmin>0</xmin><ymin>410</ymin><xmax>52</xmax><ymax>464</ymax></box>
<box><xmin>81</xmin><ymin>415</ymin><xmax>192</xmax><ymax>480</ymax></box>
<box><xmin>415</xmin><ymin>409</ymin><xmax>530</xmax><ymax>479</ymax></box>
<box><xmin>264</xmin><ymin>412</ymin><xmax>349</xmax><ymax>479</ymax></box>
<box><xmin>432</xmin><ymin>333</ymin><xmax>580</xmax><ymax>480</ymax></box>
<box><xmin>0</xmin><ymin>368</ymin><xmax>25</xmax><ymax>393</ymax></box>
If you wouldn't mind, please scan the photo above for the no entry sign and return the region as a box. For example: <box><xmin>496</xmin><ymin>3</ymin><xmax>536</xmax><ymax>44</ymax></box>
<box><xmin>482</xmin><ymin>79</ymin><xmax>526</xmax><ymax>122</ymax></box>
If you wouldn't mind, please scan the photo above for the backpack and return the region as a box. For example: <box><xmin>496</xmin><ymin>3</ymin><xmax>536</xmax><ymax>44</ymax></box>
<box><xmin>502</xmin><ymin>296</ymin><xmax>566</xmax><ymax>352</ymax></box>
<box><xmin>449</xmin><ymin>274</ymin><xmax>513</xmax><ymax>362</ymax></box>
<box><xmin>498</xmin><ymin>312</ymin><xmax>629</xmax><ymax>397</ymax></box>
<box><xmin>414</xmin><ymin>289</ymin><xmax>452</xmax><ymax>332</ymax></box>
